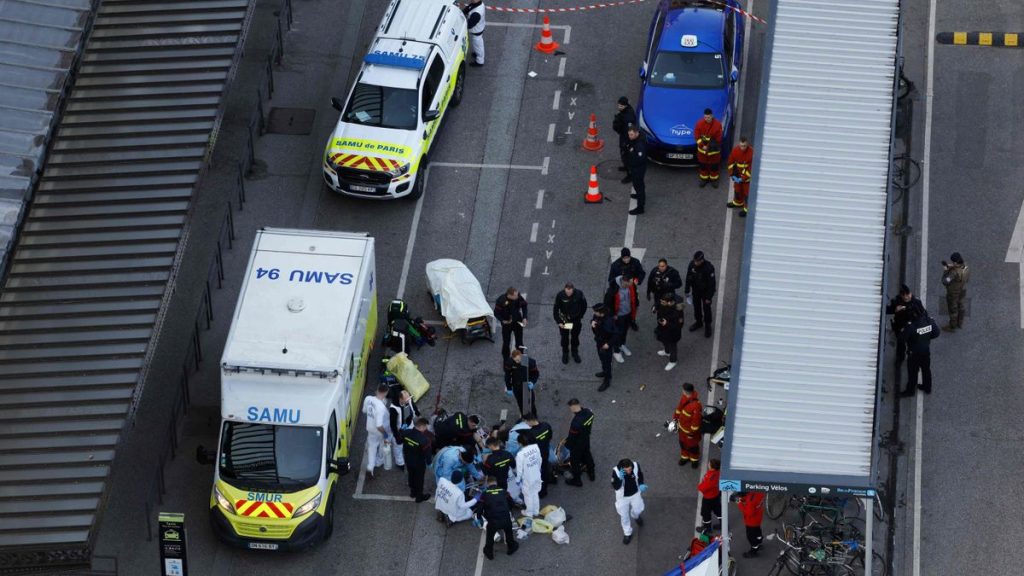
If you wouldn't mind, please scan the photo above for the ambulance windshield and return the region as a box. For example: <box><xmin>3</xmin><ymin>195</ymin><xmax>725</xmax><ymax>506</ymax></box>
<box><xmin>344</xmin><ymin>82</ymin><xmax>418</xmax><ymax>130</ymax></box>
<box><xmin>219</xmin><ymin>421</ymin><xmax>323</xmax><ymax>490</ymax></box>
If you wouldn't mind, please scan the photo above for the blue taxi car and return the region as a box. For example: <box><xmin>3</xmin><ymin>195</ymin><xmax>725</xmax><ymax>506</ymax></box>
<box><xmin>636</xmin><ymin>0</ymin><xmax>744</xmax><ymax>165</ymax></box>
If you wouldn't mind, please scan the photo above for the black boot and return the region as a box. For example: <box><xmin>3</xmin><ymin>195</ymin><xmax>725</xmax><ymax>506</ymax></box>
<box><xmin>572</xmin><ymin>349</ymin><xmax>581</xmax><ymax>363</ymax></box>
<box><xmin>562</xmin><ymin>349</ymin><xmax>569</xmax><ymax>364</ymax></box>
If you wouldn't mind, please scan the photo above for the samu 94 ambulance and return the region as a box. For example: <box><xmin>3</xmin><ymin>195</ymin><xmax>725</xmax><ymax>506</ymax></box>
<box><xmin>322</xmin><ymin>0</ymin><xmax>468</xmax><ymax>200</ymax></box>
<box><xmin>203</xmin><ymin>228</ymin><xmax>376</xmax><ymax>551</ymax></box>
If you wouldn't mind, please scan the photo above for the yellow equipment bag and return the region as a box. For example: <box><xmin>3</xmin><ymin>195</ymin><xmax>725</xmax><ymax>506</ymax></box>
<box><xmin>386</xmin><ymin>353</ymin><xmax>430</xmax><ymax>402</ymax></box>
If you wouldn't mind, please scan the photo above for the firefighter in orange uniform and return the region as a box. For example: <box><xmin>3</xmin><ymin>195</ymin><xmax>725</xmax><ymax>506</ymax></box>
<box><xmin>726</xmin><ymin>136</ymin><xmax>754</xmax><ymax>217</ymax></box>
<box><xmin>673</xmin><ymin>382</ymin><xmax>702</xmax><ymax>468</ymax></box>
<box><xmin>693</xmin><ymin>108</ymin><xmax>723</xmax><ymax>187</ymax></box>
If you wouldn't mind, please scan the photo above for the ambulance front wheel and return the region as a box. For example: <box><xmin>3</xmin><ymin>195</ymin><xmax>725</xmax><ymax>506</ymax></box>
<box><xmin>324</xmin><ymin>494</ymin><xmax>336</xmax><ymax>539</ymax></box>
<box><xmin>451</xmin><ymin>64</ymin><xmax>465</xmax><ymax>107</ymax></box>
<box><xmin>409</xmin><ymin>156</ymin><xmax>428</xmax><ymax>200</ymax></box>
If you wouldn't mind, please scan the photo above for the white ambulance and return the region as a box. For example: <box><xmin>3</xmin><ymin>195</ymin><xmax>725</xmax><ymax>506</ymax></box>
<box><xmin>204</xmin><ymin>228</ymin><xmax>377</xmax><ymax>551</ymax></box>
<box><xmin>322</xmin><ymin>0</ymin><xmax>468</xmax><ymax>200</ymax></box>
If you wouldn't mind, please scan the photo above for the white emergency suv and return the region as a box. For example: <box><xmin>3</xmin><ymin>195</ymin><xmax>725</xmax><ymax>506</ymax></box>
<box><xmin>323</xmin><ymin>0</ymin><xmax>468</xmax><ymax>200</ymax></box>
<box><xmin>203</xmin><ymin>228</ymin><xmax>377</xmax><ymax>551</ymax></box>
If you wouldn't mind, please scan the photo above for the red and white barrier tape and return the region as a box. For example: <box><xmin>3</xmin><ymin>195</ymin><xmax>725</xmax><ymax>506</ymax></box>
<box><xmin>486</xmin><ymin>0</ymin><xmax>647</xmax><ymax>13</ymax></box>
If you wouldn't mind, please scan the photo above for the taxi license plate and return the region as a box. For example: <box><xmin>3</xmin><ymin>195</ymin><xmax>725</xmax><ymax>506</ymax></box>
<box><xmin>348</xmin><ymin>184</ymin><xmax>375</xmax><ymax>193</ymax></box>
<box><xmin>667</xmin><ymin>153</ymin><xmax>693</xmax><ymax>160</ymax></box>
<box><xmin>248</xmin><ymin>542</ymin><xmax>279</xmax><ymax>551</ymax></box>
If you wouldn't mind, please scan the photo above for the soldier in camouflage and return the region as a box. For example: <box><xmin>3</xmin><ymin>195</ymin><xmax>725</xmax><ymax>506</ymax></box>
<box><xmin>941</xmin><ymin>252</ymin><xmax>969</xmax><ymax>331</ymax></box>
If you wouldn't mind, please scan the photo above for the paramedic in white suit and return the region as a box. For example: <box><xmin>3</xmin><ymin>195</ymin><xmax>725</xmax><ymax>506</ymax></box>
<box><xmin>435</xmin><ymin>470</ymin><xmax>478</xmax><ymax>524</ymax></box>
<box><xmin>463</xmin><ymin>0</ymin><xmax>485</xmax><ymax>66</ymax></box>
<box><xmin>515</xmin><ymin>434</ymin><xmax>543</xmax><ymax>517</ymax></box>
<box><xmin>611</xmin><ymin>458</ymin><xmax>647</xmax><ymax>545</ymax></box>
<box><xmin>362</xmin><ymin>383</ymin><xmax>390</xmax><ymax>478</ymax></box>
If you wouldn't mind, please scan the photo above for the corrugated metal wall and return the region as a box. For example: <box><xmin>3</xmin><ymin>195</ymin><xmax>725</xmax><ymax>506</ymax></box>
<box><xmin>725</xmin><ymin>0</ymin><xmax>899</xmax><ymax>482</ymax></box>
<box><xmin>0</xmin><ymin>0</ymin><xmax>95</xmax><ymax>274</ymax></box>
<box><xmin>0</xmin><ymin>0</ymin><xmax>253</xmax><ymax>567</ymax></box>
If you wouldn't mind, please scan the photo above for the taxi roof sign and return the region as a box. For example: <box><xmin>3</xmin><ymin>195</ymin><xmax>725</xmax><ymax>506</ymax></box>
<box><xmin>681</xmin><ymin>34</ymin><xmax>699</xmax><ymax>48</ymax></box>
<box><xmin>364</xmin><ymin>51</ymin><xmax>427</xmax><ymax>70</ymax></box>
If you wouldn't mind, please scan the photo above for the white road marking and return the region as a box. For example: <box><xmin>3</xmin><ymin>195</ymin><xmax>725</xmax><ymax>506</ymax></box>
<box><xmin>913</xmin><ymin>0</ymin><xmax>939</xmax><ymax>572</ymax></box>
<box><xmin>551</xmin><ymin>219</ymin><xmax>556</xmax><ymax>228</ymax></box>
<box><xmin>547</xmin><ymin>123</ymin><xmax>556</xmax><ymax>142</ymax></box>
<box><xmin>395</xmin><ymin>169</ymin><xmax>429</xmax><ymax>300</ymax></box>
<box><xmin>609</xmin><ymin>195</ymin><xmax>646</xmax><ymax>262</ymax></box>
<box><xmin>535</xmin><ymin>189</ymin><xmax>544</xmax><ymax>209</ymax></box>
<box><xmin>569</xmin><ymin>97</ymin><xmax>577</xmax><ymax>107</ymax></box>
<box><xmin>524</xmin><ymin>257</ymin><xmax>533</xmax><ymax>278</ymax></box>
<box><xmin>557</xmin><ymin>56</ymin><xmax>566</xmax><ymax>77</ymax></box>
<box><xmin>1006</xmin><ymin>200</ymin><xmax>1024</xmax><ymax>328</ymax></box>
<box><xmin>698</xmin><ymin>0</ymin><xmax>754</xmax><ymax>562</ymax></box>
<box><xmin>563</xmin><ymin>26</ymin><xmax>571</xmax><ymax>44</ymax></box>
<box><xmin>472</xmin><ymin>529</ymin><xmax>487</xmax><ymax>576</ymax></box>
<box><xmin>353</xmin><ymin>493</ymin><xmax>417</xmax><ymax>502</ymax></box>
<box><xmin>530</xmin><ymin>222</ymin><xmax>539</xmax><ymax>243</ymax></box>
<box><xmin>541</xmin><ymin>156</ymin><xmax>550</xmax><ymax>175</ymax></box>
<box><xmin>432</xmin><ymin>161</ymin><xmax>545</xmax><ymax>170</ymax></box>
<box><xmin>552</xmin><ymin>90</ymin><xmax>561</xmax><ymax>110</ymax></box>
<box><xmin>567</xmin><ymin>111</ymin><xmax>575</xmax><ymax>120</ymax></box>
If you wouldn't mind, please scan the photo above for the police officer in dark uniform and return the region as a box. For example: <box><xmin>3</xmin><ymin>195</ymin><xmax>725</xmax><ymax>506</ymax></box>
<box><xmin>565</xmin><ymin>398</ymin><xmax>596</xmax><ymax>486</ymax></box>
<box><xmin>525</xmin><ymin>412</ymin><xmax>555</xmax><ymax>495</ymax></box>
<box><xmin>478</xmin><ymin>477</ymin><xmax>519</xmax><ymax>559</ymax></box>
<box><xmin>591</xmin><ymin>303</ymin><xmax>618</xmax><ymax>392</ymax></box>
<box><xmin>624</xmin><ymin>124</ymin><xmax>648</xmax><ymax>215</ymax></box>
<box><xmin>646</xmin><ymin>258</ymin><xmax>683</xmax><ymax>301</ymax></box>
<box><xmin>503</xmin><ymin>349</ymin><xmax>539</xmax><ymax>417</ymax></box>
<box><xmin>608</xmin><ymin>247</ymin><xmax>646</xmax><ymax>285</ymax></box>
<box><xmin>886</xmin><ymin>284</ymin><xmax>925</xmax><ymax>371</ymax></box>
<box><xmin>553</xmin><ymin>282</ymin><xmax>588</xmax><ymax>364</ymax></box>
<box><xmin>482</xmin><ymin>437</ymin><xmax>515</xmax><ymax>490</ymax></box>
<box><xmin>613</xmin><ymin>96</ymin><xmax>637</xmax><ymax>181</ymax></box>
<box><xmin>898</xmin><ymin>308</ymin><xmax>939</xmax><ymax>396</ymax></box>
<box><xmin>685</xmin><ymin>251</ymin><xmax>717</xmax><ymax>338</ymax></box>
<box><xmin>402</xmin><ymin>417</ymin><xmax>433</xmax><ymax>502</ymax></box>
<box><xmin>494</xmin><ymin>287</ymin><xmax>528</xmax><ymax>358</ymax></box>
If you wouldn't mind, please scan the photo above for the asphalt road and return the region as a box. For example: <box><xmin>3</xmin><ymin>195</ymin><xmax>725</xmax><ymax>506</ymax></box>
<box><xmin>892</xmin><ymin>0</ymin><xmax>1024</xmax><ymax>575</ymax></box>
<box><xmin>82</xmin><ymin>0</ymin><xmax>877</xmax><ymax>574</ymax></box>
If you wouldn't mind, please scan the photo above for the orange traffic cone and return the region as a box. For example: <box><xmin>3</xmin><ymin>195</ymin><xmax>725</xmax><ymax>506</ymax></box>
<box><xmin>582</xmin><ymin>113</ymin><xmax>604</xmax><ymax>151</ymax></box>
<box><xmin>584</xmin><ymin>166</ymin><xmax>603</xmax><ymax>204</ymax></box>
<box><xmin>535</xmin><ymin>16</ymin><xmax>560</xmax><ymax>54</ymax></box>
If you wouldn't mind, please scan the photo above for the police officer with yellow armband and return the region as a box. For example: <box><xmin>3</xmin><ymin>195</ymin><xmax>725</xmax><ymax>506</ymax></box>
<box><xmin>478</xmin><ymin>476</ymin><xmax>519</xmax><ymax>560</ymax></box>
<box><xmin>402</xmin><ymin>418</ymin><xmax>433</xmax><ymax>502</ymax></box>
<box><xmin>565</xmin><ymin>399</ymin><xmax>595</xmax><ymax>486</ymax></box>
<box><xmin>482</xmin><ymin>437</ymin><xmax>515</xmax><ymax>490</ymax></box>
<box><xmin>525</xmin><ymin>412</ymin><xmax>555</xmax><ymax>495</ymax></box>
<box><xmin>463</xmin><ymin>0</ymin><xmax>486</xmax><ymax>66</ymax></box>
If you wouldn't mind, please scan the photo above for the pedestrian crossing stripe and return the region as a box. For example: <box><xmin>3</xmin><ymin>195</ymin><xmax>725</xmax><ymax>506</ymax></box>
<box><xmin>936</xmin><ymin>31</ymin><xmax>1022</xmax><ymax>47</ymax></box>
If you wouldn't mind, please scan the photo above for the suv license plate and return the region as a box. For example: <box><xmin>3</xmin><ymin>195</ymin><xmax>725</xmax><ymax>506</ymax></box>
<box><xmin>667</xmin><ymin>153</ymin><xmax>693</xmax><ymax>160</ymax></box>
<box><xmin>348</xmin><ymin>185</ymin><xmax>375</xmax><ymax>193</ymax></box>
<box><xmin>248</xmin><ymin>542</ymin><xmax>279</xmax><ymax>550</ymax></box>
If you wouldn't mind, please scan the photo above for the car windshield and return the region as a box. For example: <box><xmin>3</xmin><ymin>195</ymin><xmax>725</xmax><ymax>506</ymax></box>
<box><xmin>343</xmin><ymin>82</ymin><xmax>418</xmax><ymax>130</ymax></box>
<box><xmin>649</xmin><ymin>51</ymin><xmax>725</xmax><ymax>89</ymax></box>
<box><xmin>219</xmin><ymin>421</ymin><xmax>323</xmax><ymax>491</ymax></box>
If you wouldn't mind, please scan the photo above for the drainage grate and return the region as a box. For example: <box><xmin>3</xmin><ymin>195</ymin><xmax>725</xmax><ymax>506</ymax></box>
<box><xmin>267</xmin><ymin>107</ymin><xmax>316</xmax><ymax>135</ymax></box>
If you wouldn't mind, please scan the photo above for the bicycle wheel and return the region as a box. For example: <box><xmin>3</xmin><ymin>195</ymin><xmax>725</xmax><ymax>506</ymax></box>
<box><xmin>766</xmin><ymin>492</ymin><xmax>790</xmax><ymax>519</ymax></box>
<box><xmin>853</xmin><ymin>549</ymin><xmax>888</xmax><ymax>576</ymax></box>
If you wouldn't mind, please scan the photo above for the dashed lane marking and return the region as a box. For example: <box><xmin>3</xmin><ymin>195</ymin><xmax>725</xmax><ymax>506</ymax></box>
<box><xmin>536</xmin><ymin>189</ymin><xmax>545</xmax><ymax>209</ymax></box>
<box><xmin>552</xmin><ymin>90</ymin><xmax>561</xmax><ymax>110</ymax></box>
<box><xmin>524</xmin><ymin>257</ymin><xmax>534</xmax><ymax>278</ymax></box>
<box><xmin>547</xmin><ymin>123</ymin><xmax>556</xmax><ymax>142</ymax></box>
<box><xmin>557</xmin><ymin>57</ymin><xmax>566</xmax><ymax>77</ymax></box>
<box><xmin>530</xmin><ymin>222</ymin><xmax>539</xmax><ymax>243</ymax></box>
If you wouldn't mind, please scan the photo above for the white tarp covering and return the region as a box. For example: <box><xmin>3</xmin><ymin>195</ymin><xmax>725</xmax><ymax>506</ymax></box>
<box><xmin>425</xmin><ymin>259</ymin><xmax>496</xmax><ymax>332</ymax></box>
